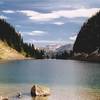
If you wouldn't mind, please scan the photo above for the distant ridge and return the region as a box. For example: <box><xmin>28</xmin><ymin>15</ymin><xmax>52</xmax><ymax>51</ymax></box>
<box><xmin>56</xmin><ymin>44</ymin><xmax>73</xmax><ymax>53</ymax></box>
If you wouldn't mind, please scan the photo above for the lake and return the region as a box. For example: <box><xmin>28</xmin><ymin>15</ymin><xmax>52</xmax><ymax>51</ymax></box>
<box><xmin>0</xmin><ymin>59</ymin><xmax>100</xmax><ymax>100</ymax></box>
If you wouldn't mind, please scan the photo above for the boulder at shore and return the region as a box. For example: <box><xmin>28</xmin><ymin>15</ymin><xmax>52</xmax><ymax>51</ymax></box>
<box><xmin>31</xmin><ymin>85</ymin><xmax>50</xmax><ymax>97</ymax></box>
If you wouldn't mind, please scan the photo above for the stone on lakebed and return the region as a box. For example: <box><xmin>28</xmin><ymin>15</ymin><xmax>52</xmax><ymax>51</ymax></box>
<box><xmin>31</xmin><ymin>85</ymin><xmax>50</xmax><ymax>97</ymax></box>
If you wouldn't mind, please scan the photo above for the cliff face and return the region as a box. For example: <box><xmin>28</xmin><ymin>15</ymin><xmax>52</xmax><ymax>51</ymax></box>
<box><xmin>73</xmin><ymin>11</ymin><xmax>100</xmax><ymax>54</ymax></box>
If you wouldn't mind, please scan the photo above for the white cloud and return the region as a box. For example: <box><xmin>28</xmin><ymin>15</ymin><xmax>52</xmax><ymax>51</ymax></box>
<box><xmin>25</xmin><ymin>39</ymin><xmax>70</xmax><ymax>47</ymax></box>
<box><xmin>18</xmin><ymin>10</ymin><xmax>59</xmax><ymax>21</ymax></box>
<box><xmin>53</xmin><ymin>22</ymin><xmax>64</xmax><ymax>25</ymax></box>
<box><xmin>0</xmin><ymin>15</ymin><xmax>8</xmax><ymax>19</ymax></box>
<box><xmin>25</xmin><ymin>39</ymin><xmax>67</xmax><ymax>44</ymax></box>
<box><xmin>21</xmin><ymin>30</ymin><xmax>47</xmax><ymax>36</ymax></box>
<box><xmin>2</xmin><ymin>10</ymin><xmax>15</xmax><ymax>14</ymax></box>
<box><xmin>68</xmin><ymin>19</ymin><xmax>85</xmax><ymax>24</ymax></box>
<box><xmin>15</xmin><ymin>25</ymin><xmax>21</xmax><ymax>28</ymax></box>
<box><xmin>71</xmin><ymin>32</ymin><xmax>78</xmax><ymax>35</ymax></box>
<box><xmin>69</xmin><ymin>35</ymin><xmax>77</xmax><ymax>41</ymax></box>
<box><xmin>18</xmin><ymin>8</ymin><xmax>100</xmax><ymax>21</ymax></box>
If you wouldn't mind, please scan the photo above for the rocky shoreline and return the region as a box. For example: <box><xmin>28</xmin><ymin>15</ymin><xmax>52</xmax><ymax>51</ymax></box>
<box><xmin>0</xmin><ymin>86</ymin><xmax>100</xmax><ymax>100</ymax></box>
<box><xmin>72</xmin><ymin>49</ymin><xmax>100</xmax><ymax>62</ymax></box>
<box><xmin>0</xmin><ymin>84</ymin><xmax>50</xmax><ymax>100</ymax></box>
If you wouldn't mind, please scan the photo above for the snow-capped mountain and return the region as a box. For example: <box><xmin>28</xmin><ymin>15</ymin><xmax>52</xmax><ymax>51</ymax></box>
<box><xmin>44</xmin><ymin>44</ymin><xmax>62</xmax><ymax>51</ymax></box>
<box><xmin>56</xmin><ymin>44</ymin><xmax>73</xmax><ymax>53</ymax></box>
<box><xmin>39</xmin><ymin>43</ymin><xmax>73</xmax><ymax>53</ymax></box>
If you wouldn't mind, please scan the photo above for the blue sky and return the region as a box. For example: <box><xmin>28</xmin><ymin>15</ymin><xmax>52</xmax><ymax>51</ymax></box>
<box><xmin>0</xmin><ymin>0</ymin><xmax>100</xmax><ymax>47</ymax></box>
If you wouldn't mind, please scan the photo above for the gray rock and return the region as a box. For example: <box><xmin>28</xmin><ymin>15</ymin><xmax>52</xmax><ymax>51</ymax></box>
<box><xmin>31</xmin><ymin>85</ymin><xmax>50</xmax><ymax>97</ymax></box>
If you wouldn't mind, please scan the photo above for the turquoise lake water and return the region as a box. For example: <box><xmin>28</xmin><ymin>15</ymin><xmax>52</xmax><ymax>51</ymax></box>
<box><xmin>0</xmin><ymin>59</ymin><xmax>100</xmax><ymax>100</ymax></box>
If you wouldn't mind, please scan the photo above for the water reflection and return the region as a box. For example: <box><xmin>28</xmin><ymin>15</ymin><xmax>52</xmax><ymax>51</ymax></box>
<box><xmin>32</xmin><ymin>96</ymin><xmax>48</xmax><ymax>100</ymax></box>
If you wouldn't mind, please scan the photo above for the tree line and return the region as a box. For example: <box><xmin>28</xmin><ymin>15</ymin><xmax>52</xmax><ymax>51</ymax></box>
<box><xmin>0</xmin><ymin>19</ymin><xmax>45</xmax><ymax>59</ymax></box>
<box><xmin>73</xmin><ymin>11</ymin><xmax>100</xmax><ymax>54</ymax></box>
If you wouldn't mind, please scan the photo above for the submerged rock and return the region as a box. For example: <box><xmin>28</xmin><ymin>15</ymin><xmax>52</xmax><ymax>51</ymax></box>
<box><xmin>16</xmin><ymin>92</ymin><xmax>22</xmax><ymax>98</ymax></box>
<box><xmin>31</xmin><ymin>85</ymin><xmax>50</xmax><ymax>97</ymax></box>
